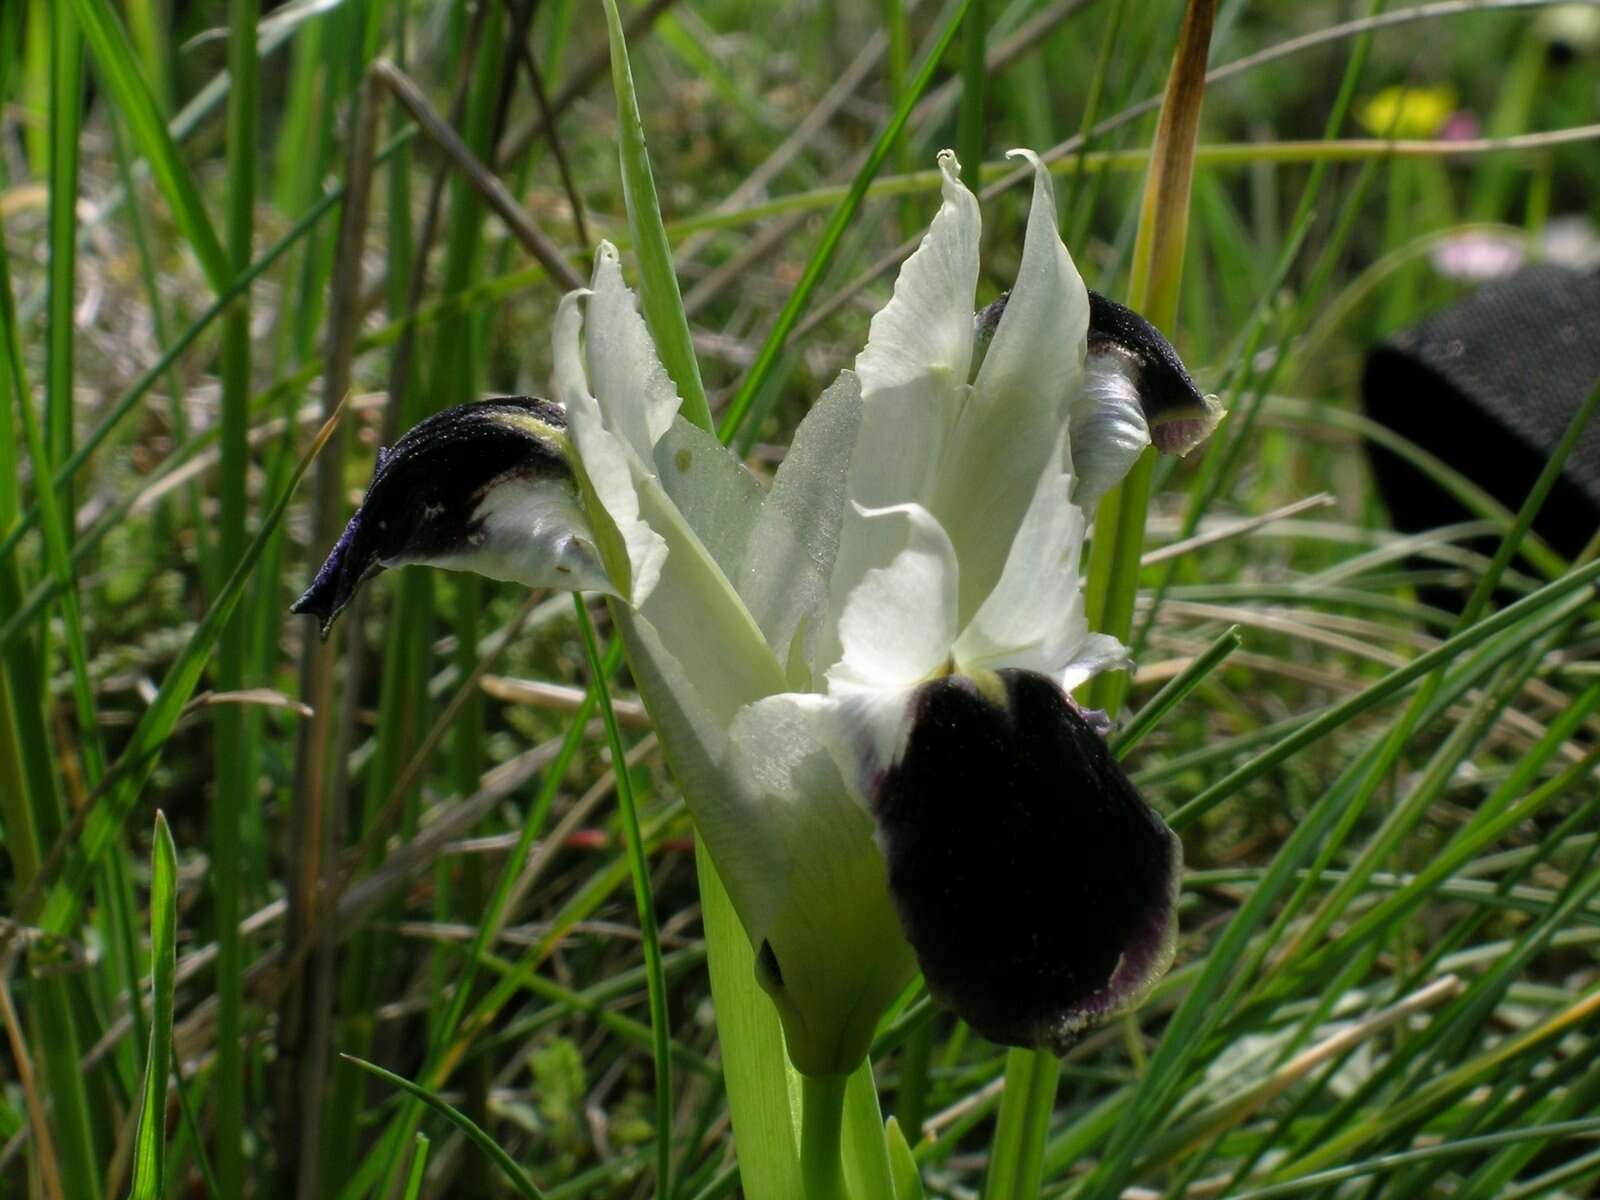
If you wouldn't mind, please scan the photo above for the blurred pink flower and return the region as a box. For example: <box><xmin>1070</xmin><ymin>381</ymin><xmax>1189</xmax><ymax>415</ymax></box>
<box><xmin>1429</xmin><ymin>231</ymin><xmax>1526</xmax><ymax>281</ymax></box>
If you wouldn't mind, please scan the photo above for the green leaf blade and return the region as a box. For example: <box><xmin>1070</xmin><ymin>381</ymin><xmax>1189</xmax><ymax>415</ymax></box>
<box><xmin>128</xmin><ymin>811</ymin><xmax>178</xmax><ymax>1200</ymax></box>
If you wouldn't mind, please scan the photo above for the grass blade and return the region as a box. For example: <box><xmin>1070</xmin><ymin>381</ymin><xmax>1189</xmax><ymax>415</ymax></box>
<box><xmin>1169</xmin><ymin>557</ymin><xmax>1600</xmax><ymax>832</ymax></box>
<box><xmin>128</xmin><ymin>812</ymin><xmax>178</xmax><ymax>1200</ymax></box>
<box><xmin>402</xmin><ymin>1133</ymin><xmax>431</xmax><ymax>1200</ymax></box>
<box><xmin>956</xmin><ymin>0</ymin><xmax>987</xmax><ymax>190</ymax></box>
<box><xmin>30</xmin><ymin>397</ymin><xmax>346</xmax><ymax>936</ymax></box>
<box><xmin>212</xmin><ymin>0</ymin><xmax>259</xmax><ymax>1187</ymax></box>
<box><xmin>1234</xmin><ymin>1117</ymin><xmax>1600</xmax><ymax>1200</ymax></box>
<box><xmin>601</xmin><ymin>0</ymin><xmax>711</xmax><ymax>430</ymax></box>
<box><xmin>579</xmin><ymin>597</ymin><xmax>672</xmax><ymax>1197</ymax></box>
<box><xmin>716</xmin><ymin>0</ymin><xmax>976</xmax><ymax>444</ymax></box>
<box><xmin>340</xmin><ymin>1054</ymin><xmax>549</xmax><ymax>1200</ymax></box>
<box><xmin>1084</xmin><ymin>0</ymin><xmax>1218</xmax><ymax>716</ymax></box>
<box><xmin>1112</xmin><ymin>624</ymin><xmax>1240</xmax><ymax>758</ymax></box>
<box><xmin>66</xmin><ymin>0</ymin><xmax>228</xmax><ymax>288</ymax></box>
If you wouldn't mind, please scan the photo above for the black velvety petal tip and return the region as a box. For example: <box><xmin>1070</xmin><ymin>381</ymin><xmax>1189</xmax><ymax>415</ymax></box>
<box><xmin>873</xmin><ymin>669</ymin><xmax>1181</xmax><ymax>1053</ymax></box>
<box><xmin>290</xmin><ymin>396</ymin><xmax>570</xmax><ymax>636</ymax></box>
<box><xmin>1086</xmin><ymin>290</ymin><xmax>1221</xmax><ymax>457</ymax></box>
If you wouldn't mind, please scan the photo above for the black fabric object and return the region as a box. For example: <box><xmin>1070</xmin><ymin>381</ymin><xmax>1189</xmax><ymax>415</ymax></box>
<box><xmin>1362</xmin><ymin>264</ymin><xmax>1600</xmax><ymax>562</ymax></box>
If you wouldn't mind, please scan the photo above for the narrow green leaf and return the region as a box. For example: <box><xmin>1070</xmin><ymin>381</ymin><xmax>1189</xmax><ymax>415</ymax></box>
<box><xmin>717</xmin><ymin>0</ymin><xmax>976</xmax><ymax>444</ymax></box>
<box><xmin>885</xmin><ymin>1118</ymin><xmax>925</xmax><ymax>1200</ymax></box>
<box><xmin>1085</xmin><ymin>0</ymin><xmax>1218</xmax><ymax>716</ymax></box>
<box><xmin>33</xmin><ymin>397</ymin><xmax>346</xmax><ymax>936</ymax></box>
<box><xmin>340</xmin><ymin>1055</ymin><xmax>548</xmax><ymax>1200</ymax></box>
<box><xmin>128</xmin><ymin>812</ymin><xmax>177</xmax><ymax>1200</ymax></box>
<box><xmin>0</xmin><ymin>131</ymin><xmax>415</xmax><ymax>579</ymax></box>
<box><xmin>600</xmin><ymin>0</ymin><xmax>710</xmax><ymax>431</ymax></box>
<box><xmin>1113</xmin><ymin>625</ymin><xmax>1241</xmax><ymax>758</ymax></box>
<box><xmin>1233</xmin><ymin>1117</ymin><xmax>1600</xmax><ymax>1200</ymax></box>
<box><xmin>577</xmin><ymin>598</ymin><xmax>672</xmax><ymax>1197</ymax></box>
<box><xmin>956</xmin><ymin>0</ymin><xmax>986</xmax><ymax>192</ymax></box>
<box><xmin>347</xmin><ymin>643</ymin><xmax>627</xmax><ymax>1198</ymax></box>
<box><xmin>984</xmin><ymin>1048</ymin><xmax>1058</xmax><ymax>1200</ymax></box>
<box><xmin>1169</xmin><ymin>558</ymin><xmax>1600</xmax><ymax>832</ymax></box>
<box><xmin>694</xmin><ymin>838</ymin><xmax>804</xmax><ymax>1200</ymax></box>
<box><xmin>66</xmin><ymin>0</ymin><xmax>228</xmax><ymax>289</ymax></box>
<box><xmin>401</xmin><ymin>1134</ymin><xmax>431</xmax><ymax>1200</ymax></box>
<box><xmin>212</xmin><ymin>0</ymin><xmax>258</xmax><ymax>1188</ymax></box>
<box><xmin>841</xmin><ymin>1060</ymin><xmax>896</xmax><ymax>1200</ymax></box>
<box><xmin>45</xmin><ymin>2</ymin><xmax>82</xmax><ymax>477</ymax></box>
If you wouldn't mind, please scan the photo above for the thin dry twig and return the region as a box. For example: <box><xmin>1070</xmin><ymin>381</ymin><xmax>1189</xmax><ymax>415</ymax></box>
<box><xmin>495</xmin><ymin>0</ymin><xmax>681</xmax><ymax>166</ymax></box>
<box><xmin>480</xmin><ymin>674</ymin><xmax>651</xmax><ymax>726</ymax></box>
<box><xmin>1141</xmin><ymin>494</ymin><xmax>1338</xmax><ymax>566</ymax></box>
<box><xmin>373</xmin><ymin>60</ymin><xmax>584</xmax><ymax>291</ymax></box>
<box><xmin>0</xmin><ymin>966</ymin><xmax>66</xmax><ymax>1200</ymax></box>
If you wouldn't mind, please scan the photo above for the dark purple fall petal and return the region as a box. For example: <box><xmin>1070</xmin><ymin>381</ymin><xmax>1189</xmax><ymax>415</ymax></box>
<box><xmin>290</xmin><ymin>396</ymin><xmax>569</xmax><ymax>635</ymax></box>
<box><xmin>873</xmin><ymin>669</ymin><xmax>1180</xmax><ymax>1053</ymax></box>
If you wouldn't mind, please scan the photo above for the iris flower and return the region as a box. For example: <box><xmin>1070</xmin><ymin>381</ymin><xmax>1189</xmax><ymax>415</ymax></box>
<box><xmin>295</xmin><ymin>151</ymin><xmax>1219</xmax><ymax>1076</ymax></box>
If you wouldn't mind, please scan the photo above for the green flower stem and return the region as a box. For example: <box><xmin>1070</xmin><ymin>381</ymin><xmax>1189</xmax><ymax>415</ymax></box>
<box><xmin>984</xmin><ymin>1047</ymin><xmax>1059</xmax><ymax>1200</ymax></box>
<box><xmin>801</xmin><ymin>1073</ymin><xmax>854</xmax><ymax>1200</ymax></box>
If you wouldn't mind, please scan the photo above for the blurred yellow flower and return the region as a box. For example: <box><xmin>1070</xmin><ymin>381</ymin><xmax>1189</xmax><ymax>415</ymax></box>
<box><xmin>1357</xmin><ymin>84</ymin><xmax>1459</xmax><ymax>138</ymax></box>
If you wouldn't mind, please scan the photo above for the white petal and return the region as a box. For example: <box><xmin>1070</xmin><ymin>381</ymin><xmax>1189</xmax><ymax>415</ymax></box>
<box><xmin>652</xmin><ymin>415</ymin><xmax>764</xmax><ymax>582</ymax></box>
<box><xmin>827</xmin><ymin>503</ymin><xmax>959</xmax><ymax>695</ymax></box>
<box><xmin>845</xmin><ymin>372</ymin><xmax>964</xmax><ymax>519</ymax></box>
<box><xmin>1057</xmin><ymin>632</ymin><xmax>1131</xmax><ymax>693</ymax></box>
<box><xmin>1073</xmin><ymin>352</ymin><xmax>1152</xmax><ymax>514</ymax></box>
<box><xmin>855</xmin><ymin>150</ymin><xmax>980</xmax><ymax>400</ymax></box>
<box><xmin>587</xmin><ymin>241</ymin><xmax>682</xmax><ymax>460</ymax></box>
<box><xmin>552</xmin><ymin>290</ymin><xmax>667</xmax><ymax>605</ymax></box>
<box><xmin>936</xmin><ymin>149</ymin><xmax>1090</xmax><ymax>621</ymax></box>
<box><xmin>952</xmin><ymin>442</ymin><xmax>1091</xmax><ymax>678</ymax></box>
<box><xmin>848</xmin><ymin>152</ymin><xmax>977</xmax><ymax>520</ymax></box>
<box><xmin>552</xmin><ymin>287</ymin><xmax>594</xmax><ymax>411</ymax></box>
<box><xmin>560</xmin><ymin>291</ymin><xmax>781</xmax><ymax>704</ymax></box>
<box><xmin>407</xmin><ymin>473</ymin><xmax>614</xmax><ymax>595</ymax></box>
<box><xmin>631</xmin><ymin>465</ymin><xmax>787</xmax><ymax>721</ymax></box>
<box><xmin>616</xmin><ymin>608</ymin><xmax>783</xmax><ymax>936</ymax></box>
<box><xmin>739</xmin><ymin>370</ymin><xmax>864</xmax><ymax>684</ymax></box>
<box><xmin>726</xmin><ymin>693</ymin><xmax>919</xmax><ymax>1074</ymax></box>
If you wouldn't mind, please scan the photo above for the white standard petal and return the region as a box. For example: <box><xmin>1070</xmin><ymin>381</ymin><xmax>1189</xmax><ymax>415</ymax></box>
<box><xmin>844</xmin><ymin>152</ymin><xmax>978</xmax><ymax>519</ymax></box>
<box><xmin>586</xmin><ymin>241</ymin><xmax>682</xmax><ymax>460</ymax></box>
<box><xmin>936</xmin><ymin>149</ymin><xmax>1091</xmax><ymax>621</ymax></box>
<box><xmin>827</xmin><ymin>503</ymin><xmax>959</xmax><ymax>695</ymax></box>
<box><xmin>652</xmin><ymin>415</ymin><xmax>764</xmax><ymax>583</ymax></box>
<box><xmin>1072</xmin><ymin>351</ymin><xmax>1152</xmax><ymax>515</ymax></box>
<box><xmin>951</xmin><ymin>440</ymin><xmax>1092</xmax><ymax>679</ymax></box>
<box><xmin>631</xmin><ymin>465</ymin><xmax>787</xmax><ymax>722</ymax></box>
<box><xmin>552</xmin><ymin>289</ymin><xmax>667</xmax><ymax>605</ymax></box>
<box><xmin>739</xmin><ymin>370</ymin><xmax>864</xmax><ymax>686</ymax></box>
<box><xmin>855</xmin><ymin>150</ymin><xmax>980</xmax><ymax>399</ymax></box>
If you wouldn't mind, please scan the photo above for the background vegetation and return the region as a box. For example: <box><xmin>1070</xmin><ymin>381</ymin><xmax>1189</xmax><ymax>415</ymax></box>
<box><xmin>2</xmin><ymin>0</ymin><xmax>1599</xmax><ymax>1196</ymax></box>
